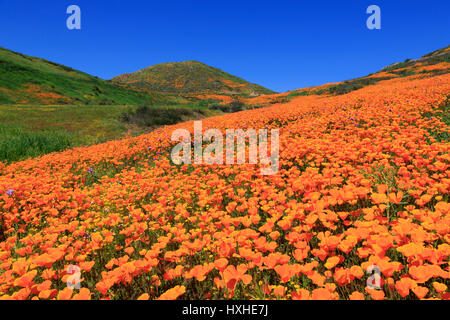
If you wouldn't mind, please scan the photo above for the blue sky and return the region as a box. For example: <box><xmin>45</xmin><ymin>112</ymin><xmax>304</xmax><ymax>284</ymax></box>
<box><xmin>0</xmin><ymin>0</ymin><xmax>448</xmax><ymax>92</ymax></box>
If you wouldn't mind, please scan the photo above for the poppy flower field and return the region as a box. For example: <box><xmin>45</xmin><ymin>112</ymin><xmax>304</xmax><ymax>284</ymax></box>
<box><xmin>0</xmin><ymin>72</ymin><xmax>449</xmax><ymax>300</ymax></box>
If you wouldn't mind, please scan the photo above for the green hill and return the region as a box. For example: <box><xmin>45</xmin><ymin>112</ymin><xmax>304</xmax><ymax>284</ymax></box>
<box><xmin>111</xmin><ymin>60</ymin><xmax>275</xmax><ymax>96</ymax></box>
<box><xmin>0</xmin><ymin>46</ymin><xmax>165</xmax><ymax>105</ymax></box>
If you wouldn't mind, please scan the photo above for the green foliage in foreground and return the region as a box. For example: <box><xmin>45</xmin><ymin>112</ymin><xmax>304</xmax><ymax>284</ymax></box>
<box><xmin>0</xmin><ymin>103</ymin><xmax>215</xmax><ymax>163</ymax></box>
<box><xmin>0</xmin><ymin>104</ymin><xmax>132</xmax><ymax>162</ymax></box>
<box><xmin>0</xmin><ymin>124</ymin><xmax>73</xmax><ymax>162</ymax></box>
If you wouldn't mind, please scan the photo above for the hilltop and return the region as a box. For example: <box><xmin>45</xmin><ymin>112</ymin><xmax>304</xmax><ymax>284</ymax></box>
<box><xmin>111</xmin><ymin>60</ymin><xmax>275</xmax><ymax>96</ymax></box>
<box><xmin>0</xmin><ymin>46</ymin><xmax>167</xmax><ymax>105</ymax></box>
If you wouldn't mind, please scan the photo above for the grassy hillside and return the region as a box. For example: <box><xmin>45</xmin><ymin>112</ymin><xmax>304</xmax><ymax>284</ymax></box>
<box><xmin>254</xmin><ymin>45</ymin><xmax>450</xmax><ymax>104</ymax></box>
<box><xmin>382</xmin><ymin>45</ymin><xmax>450</xmax><ymax>72</ymax></box>
<box><xmin>0</xmin><ymin>46</ymin><xmax>169</xmax><ymax>105</ymax></box>
<box><xmin>112</xmin><ymin>60</ymin><xmax>275</xmax><ymax>96</ymax></box>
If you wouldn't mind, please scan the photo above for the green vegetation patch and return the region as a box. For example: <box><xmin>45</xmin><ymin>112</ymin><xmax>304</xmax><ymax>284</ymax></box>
<box><xmin>422</xmin><ymin>96</ymin><xmax>450</xmax><ymax>143</ymax></box>
<box><xmin>0</xmin><ymin>123</ymin><xmax>73</xmax><ymax>162</ymax></box>
<box><xmin>0</xmin><ymin>104</ymin><xmax>138</xmax><ymax>162</ymax></box>
<box><xmin>120</xmin><ymin>105</ymin><xmax>208</xmax><ymax>127</ymax></box>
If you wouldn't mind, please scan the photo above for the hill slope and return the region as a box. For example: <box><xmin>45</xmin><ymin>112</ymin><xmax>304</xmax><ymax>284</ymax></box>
<box><xmin>245</xmin><ymin>45</ymin><xmax>450</xmax><ymax>106</ymax></box>
<box><xmin>0</xmin><ymin>46</ymin><xmax>166</xmax><ymax>105</ymax></box>
<box><xmin>382</xmin><ymin>45</ymin><xmax>450</xmax><ymax>72</ymax></box>
<box><xmin>111</xmin><ymin>60</ymin><xmax>275</xmax><ymax>96</ymax></box>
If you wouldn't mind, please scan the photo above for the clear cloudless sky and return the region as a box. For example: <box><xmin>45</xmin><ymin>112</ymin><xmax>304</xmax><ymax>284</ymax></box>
<box><xmin>0</xmin><ymin>0</ymin><xmax>449</xmax><ymax>92</ymax></box>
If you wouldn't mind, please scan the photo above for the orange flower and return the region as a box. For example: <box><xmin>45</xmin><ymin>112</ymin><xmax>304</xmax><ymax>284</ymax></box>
<box><xmin>311</xmin><ymin>288</ymin><xmax>334</xmax><ymax>300</ymax></box>
<box><xmin>157</xmin><ymin>285</ymin><xmax>186</xmax><ymax>300</ymax></box>
<box><xmin>366</xmin><ymin>287</ymin><xmax>385</xmax><ymax>300</ymax></box>
<box><xmin>324</xmin><ymin>256</ymin><xmax>340</xmax><ymax>270</ymax></box>
<box><xmin>214</xmin><ymin>258</ymin><xmax>229</xmax><ymax>272</ymax></box>
<box><xmin>57</xmin><ymin>287</ymin><xmax>73</xmax><ymax>300</ymax></box>
<box><xmin>432</xmin><ymin>282</ymin><xmax>447</xmax><ymax>293</ymax></box>
<box><xmin>411</xmin><ymin>286</ymin><xmax>428</xmax><ymax>299</ymax></box>
<box><xmin>409</xmin><ymin>265</ymin><xmax>439</xmax><ymax>283</ymax></box>
<box><xmin>292</xmin><ymin>288</ymin><xmax>311</xmax><ymax>300</ymax></box>
<box><xmin>388</xmin><ymin>191</ymin><xmax>403</xmax><ymax>204</ymax></box>
<box><xmin>349</xmin><ymin>291</ymin><xmax>365</xmax><ymax>300</ymax></box>
<box><xmin>222</xmin><ymin>265</ymin><xmax>252</xmax><ymax>290</ymax></box>
<box><xmin>349</xmin><ymin>266</ymin><xmax>364</xmax><ymax>279</ymax></box>
<box><xmin>395</xmin><ymin>278</ymin><xmax>416</xmax><ymax>297</ymax></box>
<box><xmin>73</xmin><ymin>288</ymin><xmax>92</xmax><ymax>300</ymax></box>
<box><xmin>95</xmin><ymin>279</ymin><xmax>114</xmax><ymax>296</ymax></box>
<box><xmin>38</xmin><ymin>289</ymin><xmax>57</xmax><ymax>300</ymax></box>
<box><xmin>79</xmin><ymin>261</ymin><xmax>95</xmax><ymax>272</ymax></box>
<box><xmin>273</xmin><ymin>286</ymin><xmax>286</xmax><ymax>298</ymax></box>
<box><xmin>12</xmin><ymin>288</ymin><xmax>31</xmax><ymax>300</ymax></box>
<box><xmin>274</xmin><ymin>264</ymin><xmax>300</xmax><ymax>282</ymax></box>
<box><xmin>137</xmin><ymin>293</ymin><xmax>150</xmax><ymax>300</ymax></box>
<box><xmin>371</xmin><ymin>193</ymin><xmax>388</xmax><ymax>205</ymax></box>
<box><xmin>36</xmin><ymin>280</ymin><xmax>52</xmax><ymax>293</ymax></box>
<box><xmin>14</xmin><ymin>270</ymin><xmax>38</xmax><ymax>288</ymax></box>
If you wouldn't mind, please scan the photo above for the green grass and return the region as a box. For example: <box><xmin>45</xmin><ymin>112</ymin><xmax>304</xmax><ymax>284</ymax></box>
<box><xmin>0</xmin><ymin>103</ymin><xmax>218</xmax><ymax>163</ymax></box>
<box><xmin>0</xmin><ymin>104</ymin><xmax>136</xmax><ymax>162</ymax></box>
<box><xmin>287</xmin><ymin>90</ymin><xmax>312</xmax><ymax>98</ymax></box>
<box><xmin>382</xmin><ymin>61</ymin><xmax>411</xmax><ymax>72</ymax></box>
<box><xmin>0</xmin><ymin>123</ymin><xmax>73</xmax><ymax>162</ymax></box>
<box><xmin>422</xmin><ymin>96</ymin><xmax>450</xmax><ymax>143</ymax></box>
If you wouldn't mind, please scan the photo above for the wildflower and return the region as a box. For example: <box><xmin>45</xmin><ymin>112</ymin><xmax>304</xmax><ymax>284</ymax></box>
<box><xmin>157</xmin><ymin>285</ymin><xmax>186</xmax><ymax>300</ymax></box>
